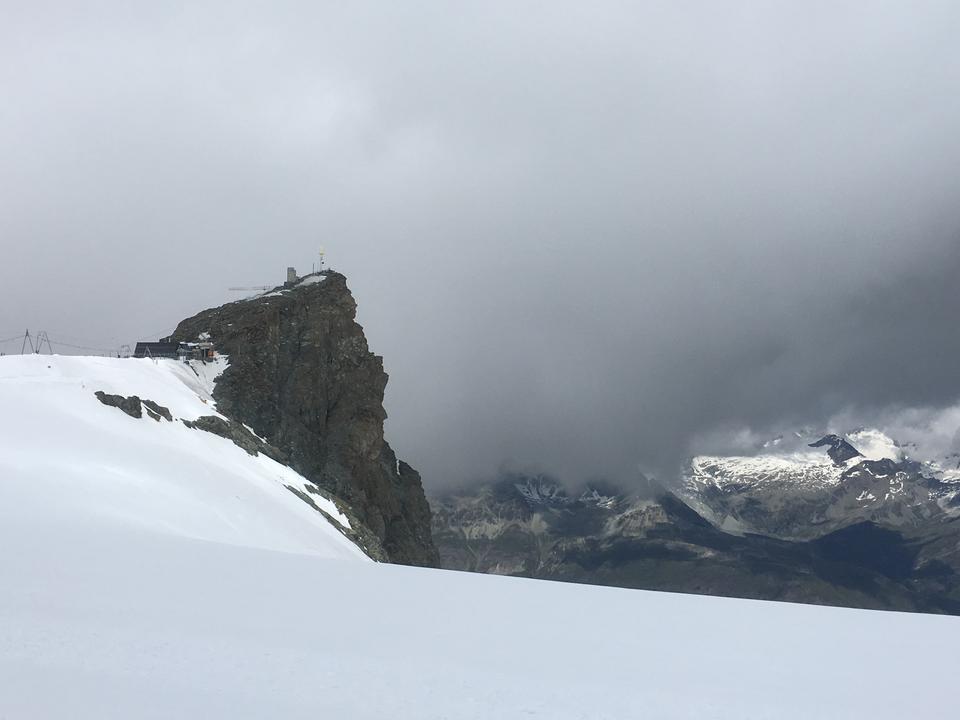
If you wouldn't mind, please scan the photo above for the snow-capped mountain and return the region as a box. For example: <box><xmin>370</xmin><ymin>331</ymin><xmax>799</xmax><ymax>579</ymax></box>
<box><xmin>430</xmin><ymin>470</ymin><xmax>960</xmax><ymax>613</ymax></box>
<box><xmin>510</xmin><ymin>474</ymin><xmax>624</xmax><ymax>510</ymax></box>
<box><xmin>681</xmin><ymin>428</ymin><xmax>960</xmax><ymax>540</ymax></box>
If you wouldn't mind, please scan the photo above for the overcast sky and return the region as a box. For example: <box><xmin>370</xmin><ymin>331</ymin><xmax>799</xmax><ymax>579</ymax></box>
<box><xmin>2</xmin><ymin>1</ymin><xmax>959</xmax><ymax>489</ymax></box>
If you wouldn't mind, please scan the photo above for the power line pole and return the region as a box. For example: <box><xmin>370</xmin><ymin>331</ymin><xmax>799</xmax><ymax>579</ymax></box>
<box><xmin>36</xmin><ymin>331</ymin><xmax>53</xmax><ymax>354</ymax></box>
<box><xmin>20</xmin><ymin>329</ymin><xmax>35</xmax><ymax>355</ymax></box>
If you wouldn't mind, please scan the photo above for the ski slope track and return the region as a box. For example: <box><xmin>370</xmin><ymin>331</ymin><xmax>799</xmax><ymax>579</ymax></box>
<box><xmin>1</xmin><ymin>355</ymin><xmax>959</xmax><ymax>718</ymax></box>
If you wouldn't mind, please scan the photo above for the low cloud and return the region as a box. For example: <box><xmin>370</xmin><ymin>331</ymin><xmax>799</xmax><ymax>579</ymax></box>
<box><xmin>1</xmin><ymin>2</ymin><xmax>959</xmax><ymax>489</ymax></box>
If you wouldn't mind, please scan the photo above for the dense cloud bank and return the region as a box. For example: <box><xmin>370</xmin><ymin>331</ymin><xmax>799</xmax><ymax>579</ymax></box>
<box><xmin>2</xmin><ymin>2</ymin><xmax>959</xmax><ymax>487</ymax></box>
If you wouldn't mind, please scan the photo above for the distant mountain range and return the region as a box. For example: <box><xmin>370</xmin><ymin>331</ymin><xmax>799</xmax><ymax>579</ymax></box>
<box><xmin>682</xmin><ymin>428</ymin><xmax>960</xmax><ymax>539</ymax></box>
<box><xmin>430</xmin><ymin>428</ymin><xmax>960</xmax><ymax>614</ymax></box>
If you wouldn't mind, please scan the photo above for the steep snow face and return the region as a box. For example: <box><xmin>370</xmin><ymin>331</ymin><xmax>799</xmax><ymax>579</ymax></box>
<box><xmin>0</xmin><ymin>354</ymin><xmax>365</xmax><ymax>560</ymax></box>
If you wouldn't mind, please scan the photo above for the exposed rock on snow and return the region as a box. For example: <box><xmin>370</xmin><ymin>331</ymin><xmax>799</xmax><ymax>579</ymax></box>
<box><xmin>94</xmin><ymin>390</ymin><xmax>144</xmax><ymax>419</ymax></box>
<box><xmin>809</xmin><ymin>434</ymin><xmax>863</xmax><ymax>465</ymax></box>
<box><xmin>183</xmin><ymin>414</ymin><xmax>288</xmax><ymax>462</ymax></box>
<box><xmin>0</xmin><ymin>354</ymin><xmax>365</xmax><ymax>559</ymax></box>
<box><xmin>95</xmin><ymin>391</ymin><xmax>173</xmax><ymax>422</ymax></box>
<box><xmin>142</xmin><ymin>398</ymin><xmax>173</xmax><ymax>421</ymax></box>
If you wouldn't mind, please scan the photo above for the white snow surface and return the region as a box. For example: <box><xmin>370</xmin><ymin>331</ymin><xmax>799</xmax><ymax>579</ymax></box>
<box><xmin>2</xmin><ymin>527</ymin><xmax>959</xmax><ymax>718</ymax></box>
<box><xmin>0</xmin><ymin>354</ymin><xmax>357</xmax><ymax>556</ymax></box>
<box><xmin>688</xmin><ymin>451</ymin><xmax>850</xmax><ymax>490</ymax></box>
<box><xmin>242</xmin><ymin>273</ymin><xmax>327</xmax><ymax>299</ymax></box>
<box><xmin>688</xmin><ymin>429</ymin><xmax>907</xmax><ymax>492</ymax></box>
<box><xmin>296</xmin><ymin>273</ymin><xmax>326</xmax><ymax>286</ymax></box>
<box><xmin>2</xmin><ymin>355</ymin><xmax>959</xmax><ymax>718</ymax></box>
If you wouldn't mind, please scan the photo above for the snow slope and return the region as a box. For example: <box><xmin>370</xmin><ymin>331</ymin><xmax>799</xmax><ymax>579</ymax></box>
<box><xmin>2</xmin><ymin>524</ymin><xmax>959</xmax><ymax>719</ymax></box>
<box><xmin>0</xmin><ymin>354</ymin><xmax>362</xmax><ymax>559</ymax></box>
<box><xmin>1</xmin><ymin>355</ymin><xmax>959</xmax><ymax>718</ymax></box>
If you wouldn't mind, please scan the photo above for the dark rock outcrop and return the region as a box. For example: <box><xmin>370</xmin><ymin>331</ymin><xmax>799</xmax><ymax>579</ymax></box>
<box><xmin>95</xmin><ymin>391</ymin><xmax>143</xmax><ymax>419</ymax></box>
<box><xmin>95</xmin><ymin>391</ymin><xmax>174</xmax><ymax>422</ymax></box>
<box><xmin>183</xmin><ymin>415</ymin><xmax>288</xmax><ymax>464</ymax></box>
<box><xmin>171</xmin><ymin>271</ymin><xmax>438</xmax><ymax>566</ymax></box>
<box><xmin>142</xmin><ymin>399</ymin><xmax>172</xmax><ymax>422</ymax></box>
<box><xmin>809</xmin><ymin>434</ymin><xmax>862</xmax><ymax>465</ymax></box>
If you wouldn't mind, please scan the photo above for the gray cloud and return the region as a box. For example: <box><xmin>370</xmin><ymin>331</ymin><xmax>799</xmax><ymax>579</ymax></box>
<box><xmin>2</xmin><ymin>2</ymin><xmax>959</xmax><ymax>488</ymax></box>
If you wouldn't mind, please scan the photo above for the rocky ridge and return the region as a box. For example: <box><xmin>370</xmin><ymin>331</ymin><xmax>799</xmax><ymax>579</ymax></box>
<box><xmin>431</xmin><ymin>473</ymin><xmax>960</xmax><ymax>612</ymax></box>
<box><xmin>681</xmin><ymin>430</ymin><xmax>960</xmax><ymax>540</ymax></box>
<box><xmin>171</xmin><ymin>271</ymin><xmax>438</xmax><ymax>566</ymax></box>
<box><xmin>432</xmin><ymin>430</ymin><xmax>960</xmax><ymax>613</ymax></box>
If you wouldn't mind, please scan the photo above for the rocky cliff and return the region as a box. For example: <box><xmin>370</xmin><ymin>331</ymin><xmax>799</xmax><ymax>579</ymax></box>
<box><xmin>172</xmin><ymin>271</ymin><xmax>439</xmax><ymax>566</ymax></box>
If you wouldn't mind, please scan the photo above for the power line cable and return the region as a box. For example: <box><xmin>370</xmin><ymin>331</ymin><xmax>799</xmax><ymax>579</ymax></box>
<box><xmin>135</xmin><ymin>326</ymin><xmax>176</xmax><ymax>342</ymax></box>
<box><xmin>0</xmin><ymin>328</ymin><xmax>183</xmax><ymax>356</ymax></box>
<box><xmin>44</xmin><ymin>338</ymin><xmax>120</xmax><ymax>354</ymax></box>
<box><xmin>38</xmin><ymin>329</ymin><xmax>125</xmax><ymax>346</ymax></box>
<box><xmin>0</xmin><ymin>329</ymin><xmax>119</xmax><ymax>355</ymax></box>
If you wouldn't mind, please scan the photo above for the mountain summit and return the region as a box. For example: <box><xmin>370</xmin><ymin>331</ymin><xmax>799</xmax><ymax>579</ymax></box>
<box><xmin>809</xmin><ymin>434</ymin><xmax>863</xmax><ymax>465</ymax></box>
<box><xmin>171</xmin><ymin>270</ymin><xmax>438</xmax><ymax>565</ymax></box>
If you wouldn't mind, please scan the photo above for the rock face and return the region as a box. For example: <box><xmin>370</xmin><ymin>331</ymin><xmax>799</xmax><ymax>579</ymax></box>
<box><xmin>171</xmin><ymin>271</ymin><xmax>438</xmax><ymax>566</ymax></box>
<box><xmin>432</xmin><ymin>473</ymin><xmax>960</xmax><ymax>613</ymax></box>
<box><xmin>94</xmin><ymin>391</ymin><xmax>144</xmax><ymax>419</ymax></box>
<box><xmin>182</xmin><ymin>415</ymin><xmax>287</xmax><ymax>463</ymax></box>
<box><xmin>809</xmin><ymin>434</ymin><xmax>862</xmax><ymax>465</ymax></box>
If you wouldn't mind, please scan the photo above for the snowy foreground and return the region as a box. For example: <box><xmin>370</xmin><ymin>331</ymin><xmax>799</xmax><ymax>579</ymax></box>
<box><xmin>0</xmin><ymin>354</ymin><xmax>359</xmax><ymax>558</ymax></box>
<box><xmin>1</xmin><ymin>356</ymin><xmax>959</xmax><ymax>719</ymax></box>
